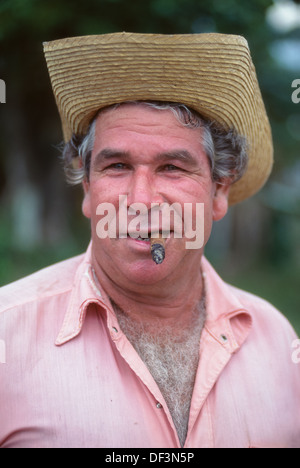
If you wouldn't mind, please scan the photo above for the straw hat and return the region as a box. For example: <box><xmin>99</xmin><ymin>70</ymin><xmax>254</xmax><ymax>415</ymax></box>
<box><xmin>43</xmin><ymin>32</ymin><xmax>273</xmax><ymax>204</ymax></box>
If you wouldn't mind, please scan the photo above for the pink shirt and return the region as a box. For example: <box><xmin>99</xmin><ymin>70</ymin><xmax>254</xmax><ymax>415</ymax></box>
<box><xmin>0</xmin><ymin>243</ymin><xmax>299</xmax><ymax>448</ymax></box>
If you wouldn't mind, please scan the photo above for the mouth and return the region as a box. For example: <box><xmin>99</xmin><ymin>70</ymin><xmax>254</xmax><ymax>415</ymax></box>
<box><xmin>126</xmin><ymin>231</ymin><xmax>173</xmax><ymax>243</ymax></box>
<box><xmin>124</xmin><ymin>232</ymin><xmax>167</xmax><ymax>264</ymax></box>
<box><xmin>126</xmin><ymin>227</ymin><xmax>173</xmax><ymax>237</ymax></box>
<box><xmin>131</xmin><ymin>235</ymin><xmax>151</xmax><ymax>242</ymax></box>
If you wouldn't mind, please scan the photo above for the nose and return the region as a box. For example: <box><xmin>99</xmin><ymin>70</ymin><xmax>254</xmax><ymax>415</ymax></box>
<box><xmin>126</xmin><ymin>166</ymin><xmax>163</xmax><ymax>208</ymax></box>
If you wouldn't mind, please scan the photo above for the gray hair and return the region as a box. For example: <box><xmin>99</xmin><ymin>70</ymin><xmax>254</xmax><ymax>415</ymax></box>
<box><xmin>62</xmin><ymin>101</ymin><xmax>248</xmax><ymax>185</ymax></box>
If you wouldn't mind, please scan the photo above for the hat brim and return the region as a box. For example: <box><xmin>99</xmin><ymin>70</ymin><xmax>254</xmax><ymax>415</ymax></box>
<box><xmin>43</xmin><ymin>32</ymin><xmax>273</xmax><ymax>205</ymax></box>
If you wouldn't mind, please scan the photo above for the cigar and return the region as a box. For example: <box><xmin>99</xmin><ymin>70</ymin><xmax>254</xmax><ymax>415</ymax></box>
<box><xmin>150</xmin><ymin>234</ymin><xmax>166</xmax><ymax>264</ymax></box>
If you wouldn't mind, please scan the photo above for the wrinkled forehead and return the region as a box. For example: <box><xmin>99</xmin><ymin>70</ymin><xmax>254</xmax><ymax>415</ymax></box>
<box><xmin>93</xmin><ymin>101</ymin><xmax>197</xmax><ymax>129</ymax></box>
<box><xmin>91</xmin><ymin>102</ymin><xmax>206</xmax><ymax>161</ymax></box>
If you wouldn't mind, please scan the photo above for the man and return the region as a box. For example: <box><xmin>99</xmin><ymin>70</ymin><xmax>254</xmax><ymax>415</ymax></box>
<box><xmin>0</xmin><ymin>33</ymin><xmax>299</xmax><ymax>448</ymax></box>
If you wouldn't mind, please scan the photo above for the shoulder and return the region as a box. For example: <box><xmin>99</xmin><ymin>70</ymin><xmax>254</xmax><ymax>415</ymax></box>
<box><xmin>230</xmin><ymin>283</ymin><xmax>294</xmax><ymax>327</ymax></box>
<box><xmin>228</xmin><ymin>286</ymin><xmax>297</xmax><ymax>358</ymax></box>
<box><xmin>0</xmin><ymin>254</ymin><xmax>84</xmax><ymax>314</ymax></box>
<box><xmin>203</xmin><ymin>256</ymin><xmax>298</xmax><ymax>343</ymax></box>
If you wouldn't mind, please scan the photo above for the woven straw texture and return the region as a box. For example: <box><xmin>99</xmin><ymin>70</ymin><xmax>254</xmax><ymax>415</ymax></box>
<box><xmin>43</xmin><ymin>32</ymin><xmax>273</xmax><ymax>204</ymax></box>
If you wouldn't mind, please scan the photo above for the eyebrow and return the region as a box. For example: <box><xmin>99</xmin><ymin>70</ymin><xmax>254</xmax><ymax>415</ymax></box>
<box><xmin>92</xmin><ymin>149</ymin><xmax>130</xmax><ymax>168</ymax></box>
<box><xmin>93</xmin><ymin>148</ymin><xmax>200</xmax><ymax>168</ymax></box>
<box><xmin>154</xmin><ymin>150</ymin><xmax>199</xmax><ymax>167</ymax></box>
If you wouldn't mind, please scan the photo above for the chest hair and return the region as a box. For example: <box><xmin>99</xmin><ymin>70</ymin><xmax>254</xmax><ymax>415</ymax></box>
<box><xmin>112</xmin><ymin>297</ymin><xmax>206</xmax><ymax>447</ymax></box>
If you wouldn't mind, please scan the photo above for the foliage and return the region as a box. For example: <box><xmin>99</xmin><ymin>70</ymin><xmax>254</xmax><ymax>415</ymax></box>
<box><xmin>1</xmin><ymin>0</ymin><xmax>298</xmax><ymax>169</ymax></box>
<box><xmin>0</xmin><ymin>0</ymin><xmax>274</xmax><ymax>40</ymax></box>
<box><xmin>0</xmin><ymin>0</ymin><xmax>299</xmax><ymax>333</ymax></box>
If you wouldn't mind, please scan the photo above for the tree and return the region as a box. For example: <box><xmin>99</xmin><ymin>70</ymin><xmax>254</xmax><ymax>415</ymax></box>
<box><xmin>0</xmin><ymin>0</ymin><xmax>298</xmax><ymax>266</ymax></box>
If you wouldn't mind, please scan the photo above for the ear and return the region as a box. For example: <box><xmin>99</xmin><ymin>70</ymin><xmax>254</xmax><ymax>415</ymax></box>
<box><xmin>82</xmin><ymin>180</ymin><xmax>92</xmax><ymax>219</ymax></box>
<box><xmin>212</xmin><ymin>181</ymin><xmax>231</xmax><ymax>222</ymax></box>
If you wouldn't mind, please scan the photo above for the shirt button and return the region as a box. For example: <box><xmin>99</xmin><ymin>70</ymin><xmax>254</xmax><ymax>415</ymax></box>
<box><xmin>110</xmin><ymin>327</ymin><xmax>119</xmax><ymax>340</ymax></box>
<box><xmin>156</xmin><ymin>402</ymin><xmax>162</xmax><ymax>409</ymax></box>
<box><xmin>220</xmin><ymin>334</ymin><xmax>228</xmax><ymax>343</ymax></box>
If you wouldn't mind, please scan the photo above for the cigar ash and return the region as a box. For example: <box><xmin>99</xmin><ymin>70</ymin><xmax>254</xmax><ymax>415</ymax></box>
<box><xmin>150</xmin><ymin>237</ymin><xmax>166</xmax><ymax>264</ymax></box>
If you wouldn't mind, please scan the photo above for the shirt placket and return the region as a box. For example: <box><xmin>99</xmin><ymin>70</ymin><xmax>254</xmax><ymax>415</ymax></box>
<box><xmin>184</xmin><ymin>323</ymin><xmax>237</xmax><ymax>447</ymax></box>
<box><xmin>105</xmin><ymin>306</ymin><xmax>181</xmax><ymax>447</ymax></box>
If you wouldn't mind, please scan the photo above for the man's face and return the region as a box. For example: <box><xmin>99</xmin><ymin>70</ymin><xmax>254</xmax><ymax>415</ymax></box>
<box><xmin>82</xmin><ymin>104</ymin><xmax>230</xmax><ymax>286</ymax></box>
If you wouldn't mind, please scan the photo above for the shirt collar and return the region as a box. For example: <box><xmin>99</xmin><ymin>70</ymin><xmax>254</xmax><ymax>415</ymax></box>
<box><xmin>55</xmin><ymin>243</ymin><xmax>252</xmax><ymax>351</ymax></box>
<box><xmin>55</xmin><ymin>242</ymin><xmax>114</xmax><ymax>346</ymax></box>
<box><xmin>202</xmin><ymin>257</ymin><xmax>253</xmax><ymax>352</ymax></box>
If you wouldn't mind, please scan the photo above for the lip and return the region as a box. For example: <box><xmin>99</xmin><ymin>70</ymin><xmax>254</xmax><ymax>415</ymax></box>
<box><xmin>128</xmin><ymin>236</ymin><xmax>151</xmax><ymax>244</ymax></box>
<box><xmin>125</xmin><ymin>236</ymin><xmax>153</xmax><ymax>252</ymax></box>
<box><xmin>125</xmin><ymin>233</ymin><xmax>172</xmax><ymax>250</ymax></box>
<box><xmin>126</xmin><ymin>229</ymin><xmax>170</xmax><ymax>238</ymax></box>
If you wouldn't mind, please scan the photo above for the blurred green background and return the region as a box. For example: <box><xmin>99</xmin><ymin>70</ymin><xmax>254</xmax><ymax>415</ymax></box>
<box><xmin>0</xmin><ymin>0</ymin><xmax>299</xmax><ymax>334</ymax></box>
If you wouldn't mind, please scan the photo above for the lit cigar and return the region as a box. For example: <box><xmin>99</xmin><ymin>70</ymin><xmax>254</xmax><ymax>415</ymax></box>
<box><xmin>150</xmin><ymin>234</ymin><xmax>166</xmax><ymax>264</ymax></box>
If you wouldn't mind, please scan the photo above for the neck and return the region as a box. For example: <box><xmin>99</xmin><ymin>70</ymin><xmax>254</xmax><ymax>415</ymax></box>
<box><xmin>91</xmin><ymin>250</ymin><xmax>205</xmax><ymax>330</ymax></box>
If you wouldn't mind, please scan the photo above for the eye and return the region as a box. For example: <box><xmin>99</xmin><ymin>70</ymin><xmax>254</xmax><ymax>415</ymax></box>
<box><xmin>106</xmin><ymin>162</ymin><xmax>128</xmax><ymax>171</ymax></box>
<box><xmin>165</xmin><ymin>164</ymin><xmax>178</xmax><ymax>171</ymax></box>
<box><xmin>161</xmin><ymin>164</ymin><xmax>186</xmax><ymax>173</ymax></box>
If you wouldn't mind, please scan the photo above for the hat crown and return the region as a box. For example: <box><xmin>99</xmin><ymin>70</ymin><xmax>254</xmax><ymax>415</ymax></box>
<box><xmin>43</xmin><ymin>32</ymin><xmax>273</xmax><ymax>204</ymax></box>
